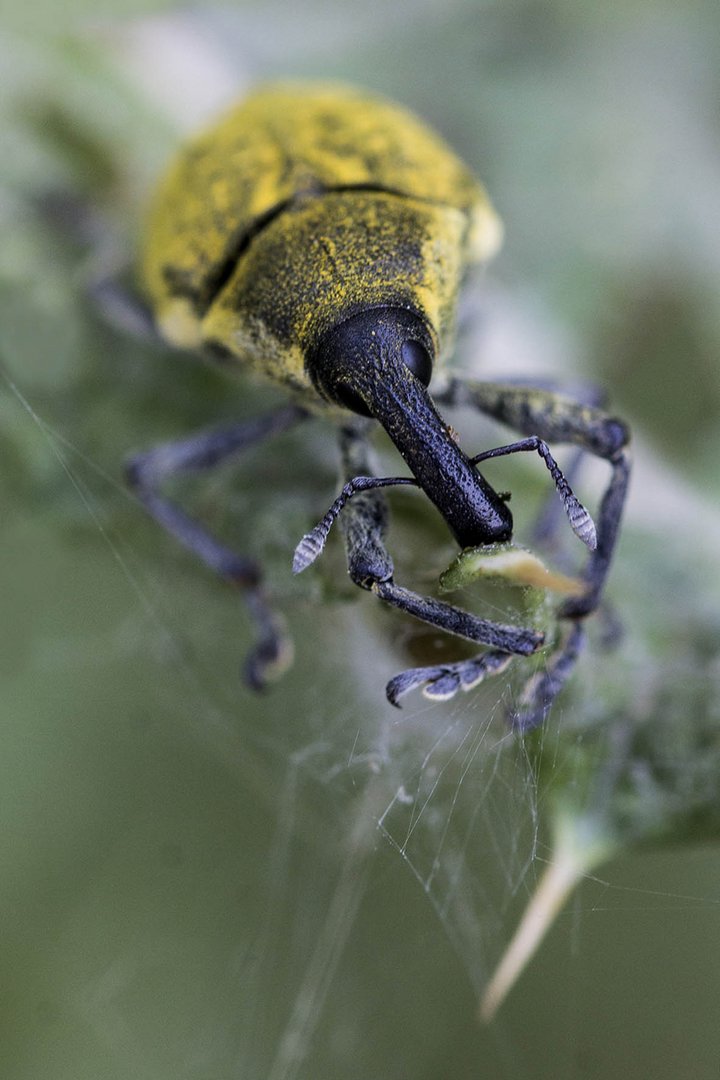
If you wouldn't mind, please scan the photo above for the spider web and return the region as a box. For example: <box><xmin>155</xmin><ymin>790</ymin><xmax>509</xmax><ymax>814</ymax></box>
<box><xmin>1</xmin><ymin>347</ymin><xmax>597</xmax><ymax>1076</ymax></box>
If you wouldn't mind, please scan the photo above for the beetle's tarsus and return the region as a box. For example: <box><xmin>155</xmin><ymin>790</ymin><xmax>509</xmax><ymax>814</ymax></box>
<box><xmin>386</xmin><ymin>621</ymin><xmax>585</xmax><ymax>721</ymax></box>
<box><xmin>241</xmin><ymin>588</ymin><xmax>294</xmax><ymax>689</ymax></box>
<box><xmin>386</xmin><ymin>650</ymin><xmax>513</xmax><ymax>707</ymax></box>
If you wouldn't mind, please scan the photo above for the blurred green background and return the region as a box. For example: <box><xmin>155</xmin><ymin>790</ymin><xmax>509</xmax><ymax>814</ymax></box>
<box><xmin>2</xmin><ymin>1</ymin><xmax>720</xmax><ymax>1078</ymax></box>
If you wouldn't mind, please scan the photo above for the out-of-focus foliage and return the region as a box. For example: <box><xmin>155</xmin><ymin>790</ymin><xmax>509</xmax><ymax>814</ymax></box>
<box><xmin>2</xmin><ymin>4</ymin><xmax>720</xmax><ymax>1079</ymax></box>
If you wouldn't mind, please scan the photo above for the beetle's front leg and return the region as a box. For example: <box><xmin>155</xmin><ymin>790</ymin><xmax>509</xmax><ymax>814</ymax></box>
<box><xmin>126</xmin><ymin>405</ymin><xmax>307</xmax><ymax>687</ymax></box>
<box><xmin>435</xmin><ymin>377</ymin><xmax>630</xmax><ymax>727</ymax></box>
<box><xmin>334</xmin><ymin>425</ymin><xmax>544</xmax><ymax>706</ymax></box>
<box><xmin>436</xmin><ymin>378</ymin><xmax>631</xmax><ymax>619</ymax></box>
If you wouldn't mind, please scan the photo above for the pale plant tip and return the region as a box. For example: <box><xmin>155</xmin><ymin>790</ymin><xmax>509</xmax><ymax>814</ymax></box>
<box><xmin>479</xmin><ymin>820</ymin><xmax>613</xmax><ymax>1023</ymax></box>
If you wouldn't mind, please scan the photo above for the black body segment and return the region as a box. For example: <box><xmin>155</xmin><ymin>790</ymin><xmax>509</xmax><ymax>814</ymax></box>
<box><xmin>310</xmin><ymin>309</ymin><xmax>514</xmax><ymax>548</ymax></box>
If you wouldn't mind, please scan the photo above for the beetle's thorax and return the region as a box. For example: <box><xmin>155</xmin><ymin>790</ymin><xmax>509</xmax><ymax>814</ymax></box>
<box><xmin>194</xmin><ymin>192</ymin><xmax>467</xmax><ymax>390</ymax></box>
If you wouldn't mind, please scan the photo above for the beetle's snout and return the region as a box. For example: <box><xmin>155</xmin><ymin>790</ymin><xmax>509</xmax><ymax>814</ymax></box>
<box><xmin>308</xmin><ymin>308</ymin><xmax>514</xmax><ymax>549</ymax></box>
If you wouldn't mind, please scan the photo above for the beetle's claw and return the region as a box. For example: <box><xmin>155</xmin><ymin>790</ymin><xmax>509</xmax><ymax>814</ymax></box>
<box><xmin>386</xmin><ymin>650</ymin><xmax>513</xmax><ymax>707</ymax></box>
<box><xmin>243</xmin><ymin>626</ymin><xmax>294</xmax><ymax>690</ymax></box>
<box><xmin>386</xmin><ymin>664</ymin><xmax>452</xmax><ymax>706</ymax></box>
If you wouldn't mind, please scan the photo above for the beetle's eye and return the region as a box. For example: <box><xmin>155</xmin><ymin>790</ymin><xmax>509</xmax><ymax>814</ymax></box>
<box><xmin>401</xmin><ymin>340</ymin><xmax>433</xmax><ymax>387</ymax></box>
<box><xmin>335</xmin><ymin>383</ymin><xmax>374</xmax><ymax>417</ymax></box>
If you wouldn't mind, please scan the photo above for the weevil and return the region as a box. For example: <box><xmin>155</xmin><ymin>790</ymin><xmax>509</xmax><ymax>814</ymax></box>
<box><xmin>127</xmin><ymin>81</ymin><xmax>630</xmax><ymax>726</ymax></box>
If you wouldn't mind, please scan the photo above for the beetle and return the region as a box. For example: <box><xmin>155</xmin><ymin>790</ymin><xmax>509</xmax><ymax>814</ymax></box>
<box><xmin>126</xmin><ymin>81</ymin><xmax>630</xmax><ymax>726</ymax></box>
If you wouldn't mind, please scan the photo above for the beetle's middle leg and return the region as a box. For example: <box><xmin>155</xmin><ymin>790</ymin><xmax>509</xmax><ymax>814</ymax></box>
<box><xmin>330</xmin><ymin>425</ymin><xmax>544</xmax><ymax>705</ymax></box>
<box><xmin>126</xmin><ymin>404</ymin><xmax>308</xmax><ymax>687</ymax></box>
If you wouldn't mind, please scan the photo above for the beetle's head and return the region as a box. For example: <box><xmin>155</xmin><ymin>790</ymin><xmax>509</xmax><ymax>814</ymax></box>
<box><xmin>307</xmin><ymin>307</ymin><xmax>513</xmax><ymax>549</ymax></box>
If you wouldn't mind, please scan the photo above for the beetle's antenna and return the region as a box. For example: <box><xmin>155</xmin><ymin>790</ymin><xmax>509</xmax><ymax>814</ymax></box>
<box><xmin>293</xmin><ymin>475</ymin><xmax>417</xmax><ymax>573</ymax></box>
<box><xmin>471</xmin><ymin>438</ymin><xmax>597</xmax><ymax>550</ymax></box>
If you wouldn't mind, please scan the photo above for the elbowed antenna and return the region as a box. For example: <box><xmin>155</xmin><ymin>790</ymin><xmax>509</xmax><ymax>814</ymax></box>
<box><xmin>308</xmin><ymin>308</ymin><xmax>513</xmax><ymax>549</ymax></box>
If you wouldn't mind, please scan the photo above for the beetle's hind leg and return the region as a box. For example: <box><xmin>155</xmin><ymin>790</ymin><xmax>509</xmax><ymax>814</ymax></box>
<box><xmin>298</xmin><ymin>424</ymin><xmax>544</xmax><ymax>707</ymax></box>
<box><xmin>126</xmin><ymin>405</ymin><xmax>307</xmax><ymax>687</ymax></box>
<box><xmin>512</xmin><ymin>621</ymin><xmax>586</xmax><ymax>730</ymax></box>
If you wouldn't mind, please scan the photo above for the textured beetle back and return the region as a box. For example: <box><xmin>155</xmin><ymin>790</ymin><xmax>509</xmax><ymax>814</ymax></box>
<box><xmin>141</xmin><ymin>82</ymin><xmax>502</xmax><ymax>344</ymax></box>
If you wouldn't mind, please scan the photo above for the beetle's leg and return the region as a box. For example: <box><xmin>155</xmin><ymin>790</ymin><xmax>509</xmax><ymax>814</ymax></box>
<box><xmin>436</xmin><ymin>378</ymin><xmax>631</xmax><ymax>619</ymax></box>
<box><xmin>399</xmin><ymin>621</ymin><xmax>587</xmax><ymax>726</ymax></box>
<box><xmin>385</xmin><ymin>650</ymin><xmax>515</xmax><ymax>707</ymax></box>
<box><xmin>40</xmin><ymin>191</ymin><xmax>160</xmax><ymax>341</ymax></box>
<box><xmin>433</xmin><ymin>378</ymin><xmax>630</xmax><ymax>727</ymax></box>
<box><xmin>327</xmin><ymin>425</ymin><xmax>544</xmax><ymax>706</ymax></box>
<box><xmin>512</xmin><ymin>621</ymin><xmax>586</xmax><ymax>731</ymax></box>
<box><xmin>90</xmin><ymin>278</ymin><xmax>160</xmax><ymax>342</ymax></box>
<box><xmin>126</xmin><ymin>404</ymin><xmax>308</xmax><ymax>687</ymax></box>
